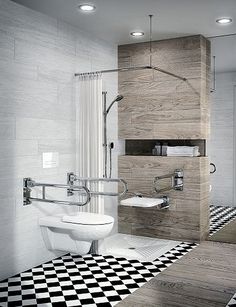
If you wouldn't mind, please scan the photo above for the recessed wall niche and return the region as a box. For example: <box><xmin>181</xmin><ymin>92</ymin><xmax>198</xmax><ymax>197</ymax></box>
<box><xmin>125</xmin><ymin>140</ymin><xmax>206</xmax><ymax>156</ymax></box>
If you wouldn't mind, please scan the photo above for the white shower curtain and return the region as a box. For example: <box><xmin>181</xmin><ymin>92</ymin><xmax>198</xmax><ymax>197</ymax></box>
<box><xmin>76</xmin><ymin>73</ymin><xmax>104</xmax><ymax>214</ymax></box>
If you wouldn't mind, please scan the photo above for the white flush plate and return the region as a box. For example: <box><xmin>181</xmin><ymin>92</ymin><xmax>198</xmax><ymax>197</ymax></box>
<box><xmin>43</xmin><ymin>152</ymin><xmax>59</xmax><ymax>168</ymax></box>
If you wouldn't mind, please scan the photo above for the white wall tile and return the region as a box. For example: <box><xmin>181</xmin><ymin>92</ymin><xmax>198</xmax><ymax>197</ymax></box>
<box><xmin>15</xmin><ymin>38</ymin><xmax>76</xmax><ymax>73</ymax></box>
<box><xmin>0</xmin><ymin>0</ymin><xmax>57</xmax><ymax>46</ymax></box>
<box><xmin>0</xmin><ymin>76</ymin><xmax>57</xmax><ymax>105</ymax></box>
<box><xmin>38</xmin><ymin>139</ymin><xmax>75</xmax><ymax>155</ymax></box>
<box><xmin>0</xmin><ymin>0</ymin><xmax>117</xmax><ymax>281</ymax></box>
<box><xmin>16</xmin><ymin>118</ymin><xmax>75</xmax><ymax>140</ymax></box>
<box><xmin>0</xmin><ymin>29</ymin><xmax>14</xmax><ymax>59</ymax></box>
<box><xmin>0</xmin><ymin>114</ymin><xmax>15</xmax><ymax>140</ymax></box>
<box><xmin>209</xmin><ymin>72</ymin><xmax>236</xmax><ymax>207</ymax></box>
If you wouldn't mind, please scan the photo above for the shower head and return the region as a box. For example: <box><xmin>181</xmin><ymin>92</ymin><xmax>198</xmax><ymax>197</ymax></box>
<box><xmin>106</xmin><ymin>94</ymin><xmax>124</xmax><ymax>114</ymax></box>
<box><xmin>115</xmin><ymin>95</ymin><xmax>124</xmax><ymax>102</ymax></box>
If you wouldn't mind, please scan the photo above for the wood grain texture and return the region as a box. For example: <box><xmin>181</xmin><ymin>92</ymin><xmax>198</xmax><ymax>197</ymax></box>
<box><xmin>117</xmin><ymin>241</ymin><xmax>236</xmax><ymax>307</ymax></box>
<box><xmin>118</xmin><ymin>155</ymin><xmax>209</xmax><ymax>241</ymax></box>
<box><xmin>118</xmin><ymin>35</ymin><xmax>210</xmax><ymax>139</ymax></box>
<box><xmin>209</xmin><ymin>218</ymin><xmax>236</xmax><ymax>244</ymax></box>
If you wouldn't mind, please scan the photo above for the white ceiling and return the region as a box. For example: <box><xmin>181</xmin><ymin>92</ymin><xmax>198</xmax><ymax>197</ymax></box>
<box><xmin>11</xmin><ymin>0</ymin><xmax>236</xmax><ymax>72</ymax></box>
<box><xmin>11</xmin><ymin>0</ymin><xmax>236</xmax><ymax>44</ymax></box>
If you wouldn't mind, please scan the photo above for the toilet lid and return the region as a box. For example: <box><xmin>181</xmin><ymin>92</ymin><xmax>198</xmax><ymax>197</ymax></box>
<box><xmin>62</xmin><ymin>212</ymin><xmax>114</xmax><ymax>225</ymax></box>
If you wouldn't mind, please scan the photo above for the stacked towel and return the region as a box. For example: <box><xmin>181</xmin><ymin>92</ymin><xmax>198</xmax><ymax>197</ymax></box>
<box><xmin>167</xmin><ymin>146</ymin><xmax>200</xmax><ymax>157</ymax></box>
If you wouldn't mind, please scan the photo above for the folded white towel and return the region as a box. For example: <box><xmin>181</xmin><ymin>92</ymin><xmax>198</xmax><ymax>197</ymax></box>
<box><xmin>167</xmin><ymin>146</ymin><xmax>200</xmax><ymax>157</ymax></box>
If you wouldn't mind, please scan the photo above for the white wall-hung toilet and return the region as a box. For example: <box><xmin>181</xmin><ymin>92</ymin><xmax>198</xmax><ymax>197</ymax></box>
<box><xmin>39</xmin><ymin>212</ymin><xmax>114</xmax><ymax>255</ymax></box>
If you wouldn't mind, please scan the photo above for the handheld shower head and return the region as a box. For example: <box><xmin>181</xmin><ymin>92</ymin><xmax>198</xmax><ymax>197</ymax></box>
<box><xmin>115</xmin><ymin>95</ymin><xmax>124</xmax><ymax>102</ymax></box>
<box><xmin>106</xmin><ymin>94</ymin><xmax>124</xmax><ymax>114</ymax></box>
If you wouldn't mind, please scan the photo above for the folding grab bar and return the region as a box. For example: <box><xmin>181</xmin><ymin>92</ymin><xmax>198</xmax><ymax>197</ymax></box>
<box><xmin>23</xmin><ymin>178</ymin><xmax>91</xmax><ymax>206</ymax></box>
<box><xmin>67</xmin><ymin>172</ymin><xmax>128</xmax><ymax>197</ymax></box>
<box><xmin>154</xmin><ymin>169</ymin><xmax>184</xmax><ymax>194</ymax></box>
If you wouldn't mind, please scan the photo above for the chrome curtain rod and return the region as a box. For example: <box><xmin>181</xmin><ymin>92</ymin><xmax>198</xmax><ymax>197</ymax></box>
<box><xmin>75</xmin><ymin>15</ymin><xmax>187</xmax><ymax>82</ymax></box>
<box><xmin>74</xmin><ymin>65</ymin><xmax>187</xmax><ymax>82</ymax></box>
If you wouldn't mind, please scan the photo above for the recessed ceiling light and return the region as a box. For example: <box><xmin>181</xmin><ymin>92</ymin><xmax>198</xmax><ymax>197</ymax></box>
<box><xmin>78</xmin><ymin>4</ymin><xmax>96</xmax><ymax>12</ymax></box>
<box><xmin>130</xmin><ymin>31</ymin><xmax>144</xmax><ymax>37</ymax></box>
<box><xmin>216</xmin><ymin>17</ymin><xmax>232</xmax><ymax>24</ymax></box>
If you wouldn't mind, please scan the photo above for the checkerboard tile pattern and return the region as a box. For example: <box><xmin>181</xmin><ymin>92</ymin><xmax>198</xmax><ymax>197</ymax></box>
<box><xmin>0</xmin><ymin>242</ymin><xmax>197</xmax><ymax>307</ymax></box>
<box><xmin>226</xmin><ymin>293</ymin><xmax>236</xmax><ymax>307</ymax></box>
<box><xmin>210</xmin><ymin>205</ymin><xmax>236</xmax><ymax>236</ymax></box>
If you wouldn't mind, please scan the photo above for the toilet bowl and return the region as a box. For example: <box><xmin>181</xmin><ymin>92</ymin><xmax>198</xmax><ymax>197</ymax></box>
<box><xmin>39</xmin><ymin>212</ymin><xmax>114</xmax><ymax>255</ymax></box>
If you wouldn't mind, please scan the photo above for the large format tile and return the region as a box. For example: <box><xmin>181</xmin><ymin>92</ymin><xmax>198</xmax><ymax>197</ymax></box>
<box><xmin>0</xmin><ymin>114</ymin><xmax>15</xmax><ymax>140</ymax></box>
<box><xmin>16</xmin><ymin>117</ymin><xmax>75</xmax><ymax>140</ymax></box>
<box><xmin>0</xmin><ymin>0</ymin><xmax>57</xmax><ymax>46</ymax></box>
<box><xmin>0</xmin><ymin>29</ymin><xmax>14</xmax><ymax>59</ymax></box>
<box><xmin>118</xmin><ymin>242</ymin><xmax>236</xmax><ymax>307</ymax></box>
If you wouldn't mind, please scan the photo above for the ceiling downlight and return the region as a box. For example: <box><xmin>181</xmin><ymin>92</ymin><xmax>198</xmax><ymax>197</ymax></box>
<box><xmin>130</xmin><ymin>31</ymin><xmax>144</xmax><ymax>37</ymax></box>
<box><xmin>78</xmin><ymin>4</ymin><xmax>96</xmax><ymax>12</ymax></box>
<box><xmin>216</xmin><ymin>17</ymin><xmax>232</xmax><ymax>24</ymax></box>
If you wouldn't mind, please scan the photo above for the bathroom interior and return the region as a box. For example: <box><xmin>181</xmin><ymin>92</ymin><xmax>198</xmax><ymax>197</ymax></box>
<box><xmin>0</xmin><ymin>0</ymin><xmax>236</xmax><ymax>306</ymax></box>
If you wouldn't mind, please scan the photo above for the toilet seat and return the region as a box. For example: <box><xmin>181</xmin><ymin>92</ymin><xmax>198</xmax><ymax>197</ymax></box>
<box><xmin>62</xmin><ymin>212</ymin><xmax>114</xmax><ymax>225</ymax></box>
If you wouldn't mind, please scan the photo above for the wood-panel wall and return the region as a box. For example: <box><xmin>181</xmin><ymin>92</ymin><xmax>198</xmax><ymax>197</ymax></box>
<box><xmin>118</xmin><ymin>35</ymin><xmax>210</xmax><ymax>140</ymax></box>
<box><xmin>118</xmin><ymin>156</ymin><xmax>209</xmax><ymax>241</ymax></box>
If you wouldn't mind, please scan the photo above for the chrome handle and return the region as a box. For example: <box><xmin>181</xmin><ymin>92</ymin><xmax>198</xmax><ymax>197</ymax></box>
<box><xmin>67</xmin><ymin>173</ymin><xmax>128</xmax><ymax>197</ymax></box>
<box><xmin>23</xmin><ymin>178</ymin><xmax>91</xmax><ymax>206</ymax></box>
<box><xmin>154</xmin><ymin>169</ymin><xmax>184</xmax><ymax>194</ymax></box>
<box><xmin>210</xmin><ymin>163</ymin><xmax>216</xmax><ymax>174</ymax></box>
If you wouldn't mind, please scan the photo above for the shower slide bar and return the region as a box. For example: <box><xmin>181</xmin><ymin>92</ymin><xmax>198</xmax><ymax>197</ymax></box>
<box><xmin>23</xmin><ymin>178</ymin><xmax>91</xmax><ymax>206</ymax></box>
<box><xmin>67</xmin><ymin>172</ymin><xmax>128</xmax><ymax>198</ymax></box>
<box><xmin>154</xmin><ymin>169</ymin><xmax>184</xmax><ymax>194</ymax></box>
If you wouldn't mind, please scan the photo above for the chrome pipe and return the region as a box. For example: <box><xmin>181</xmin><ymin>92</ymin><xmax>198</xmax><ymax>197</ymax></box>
<box><xmin>154</xmin><ymin>169</ymin><xmax>184</xmax><ymax>194</ymax></box>
<box><xmin>27</xmin><ymin>197</ymin><xmax>89</xmax><ymax>206</ymax></box>
<box><xmin>74</xmin><ymin>66</ymin><xmax>187</xmax><ymax>82</ymax></box>
<box><xmin>42</xmin><ymin>186</ymin><xmax>46</xmax><ymax>200</ymax></box>
<box><xmin>152</xmin><ymin>66</ymin><xmax>187</xmax><ymax>82</ymax></box>
<box><xmin>154</xmin><ymin>173</ymin><xmax>176</xmax><ymax>181</ymax></box>
<box><xmin>29</xmin><ymin>181</ymin><xmax>87</xmax><ymax>191</ymax></box>
<box><xmin>102</xmin><ymin>91</ymin><xmax>108</xmax><ymax>178</ymax></box>
<box><xmin>67</xmin><ymin>173</ymin><xmax>128</xmax><ymax>197</ymax></box>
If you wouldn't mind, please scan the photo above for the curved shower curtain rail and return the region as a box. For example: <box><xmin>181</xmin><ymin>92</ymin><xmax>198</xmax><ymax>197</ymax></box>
<box><xmin>74</xmin><ymin>65</ymin><xmax>187</xmax><ymax>82</ymax></box>
<box><xmin>23</xmin><ymin>178</ymin><xmax>91</xmax><ymax>206</ymax></box>
<box><xmin>75</xmin><ymin>15</ymin><xmax>187</xmax><ymax>82</ymax></box>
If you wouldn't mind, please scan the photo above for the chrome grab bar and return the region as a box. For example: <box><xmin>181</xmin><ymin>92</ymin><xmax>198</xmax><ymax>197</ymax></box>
<box><xmin>23</xmin><ymin>178</ymin><xmax>91</xmax><ymax>206</ymax></box>
<box><xmin>210</xmin><ymin>162</ymin><xmax>216</xmax><ymax>174</ymax></box>
<box><xmin>67</xmin><ymin>172</ymin><xmax>128</xmax><ymax>197</ymax></box>
<box><xmin>154</xmin><ymin>169</ymin><xmax>184</xmax><ymax>194</ymax></box>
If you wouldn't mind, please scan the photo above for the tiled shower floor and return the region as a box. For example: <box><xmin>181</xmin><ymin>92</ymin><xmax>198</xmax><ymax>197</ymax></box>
<box><xmin>0</xmin><ymin>239</ymin><xmax>197</xmax><ymax>307</ymax></box>
<box><xmin>99</xmin><ymin>233</ymin><xmax>180</xmax><ymax>262</ymax></box>
<box><xmin>209</xmin><ymin>205</ymin><xmax>236</xmax><ymax>236</ymax></box>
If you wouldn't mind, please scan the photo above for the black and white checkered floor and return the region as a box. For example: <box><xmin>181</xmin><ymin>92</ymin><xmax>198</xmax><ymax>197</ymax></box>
<box><xmin>209</xmin><ymin>205</ymin><xmax>236</xmax><ymax>236</ymax></box>
<box><xmin>0</xmin><ymin>242</ymin><xmax>197</xmax><ymax>307</ymax></box>
<box><xmin>227</xmin><ymin>293</ymin><xmax>236</xmax><ymax>307</ymax></box>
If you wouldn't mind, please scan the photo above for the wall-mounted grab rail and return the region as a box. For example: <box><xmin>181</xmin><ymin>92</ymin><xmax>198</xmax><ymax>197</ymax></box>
<box><xmin>23</xmin><ymin>178</ymin><xmax>91</xmax><ymax>206</ymax></box>
<box><xmin>67</xmin><ymin>172</ymin><xmax>128</xmax><ymax>197</ymax></box>
<box><xmin>154</xmin><ymin>169</ymin><xmax>184</xmax><ymax>194</ymax></box>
